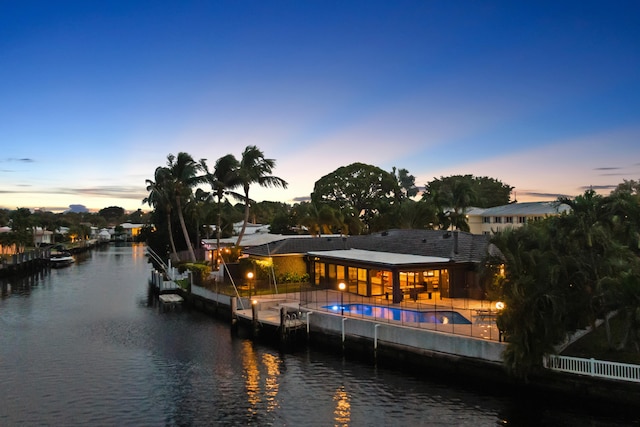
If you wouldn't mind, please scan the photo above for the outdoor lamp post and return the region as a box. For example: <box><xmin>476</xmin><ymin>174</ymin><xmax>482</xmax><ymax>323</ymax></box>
<box><xmin>338</xmin><ymin>282</ymin><xmax>346</xmax><ymax>316</ymax></box>
<box><xmin>247</xmin><ymin>271</ymin><xmax>254</xmax><ymax>297</ymax></box>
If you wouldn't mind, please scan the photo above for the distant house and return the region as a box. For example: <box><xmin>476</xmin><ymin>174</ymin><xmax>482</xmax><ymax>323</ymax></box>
<box><xmin>120</xmin><ymin>223</ymin><xmax>144</xmax><ymax>241</ymax></box>
<box><xmin>244</xmin><ymin>229</ymin><xmax>492</xmax><ymax>303</ymax></box>
<box><xmin>98</xmin><ymin>228</ymin><xmax>112</xmax><ymax>242</ymax></box>
<box><xmin>466</xmin><ymin>201</ymin><xmax>571</xmax><ymax>235</ymax></box>
<box><xmin>232</xmin><ymin>221</ymin><xmax>270</xmax><ymax>235</ymax></box>
<box><xmin>33</xmin><ymin>227</ymin><xmax>54</xmax><ymax>246</ymax></box>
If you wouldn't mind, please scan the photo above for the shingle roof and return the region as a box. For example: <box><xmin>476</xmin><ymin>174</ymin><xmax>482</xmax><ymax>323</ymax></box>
<box><xmin>244</xmin><ymin>229</ymin><xmax>491</xmax><ymax>263</ymax></box>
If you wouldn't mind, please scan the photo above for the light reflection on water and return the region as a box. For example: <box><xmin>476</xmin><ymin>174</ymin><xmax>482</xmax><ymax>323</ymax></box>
<box><xmin>0</xmin><ymin>244</ymin><xmax>636</xmax><ymax>426</ymax></box>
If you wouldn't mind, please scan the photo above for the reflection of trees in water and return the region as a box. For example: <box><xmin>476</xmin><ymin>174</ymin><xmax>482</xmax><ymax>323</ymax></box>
<box><xmin>0</xmin><ymin>269</ymin><xmax>49</xmax><ymax>298</ymax></box>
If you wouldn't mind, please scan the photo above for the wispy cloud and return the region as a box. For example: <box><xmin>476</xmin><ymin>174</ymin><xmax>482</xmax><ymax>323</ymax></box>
<box><xmin>2</xmin><ymin>158</ymin><xmax>35</xmax><ymax>163</ymax></box>
<box><xmin>0</xmin><ymin>185</ymin><xmax>146</xmax><ymax>200</ymax></box>
<box><xmin>54</xmin><ymin>186</ymin><xmax>147</xmax><ymax>200</ymax></box>
<box><xmin>518</xmin><ymin>191</ymin><xmax>571</xmax><ymax>199</ymax></box>
<box><xmin>579</xmin><ymin>184</ymin><xmax>617</xmax><ymax>192</ymax></box>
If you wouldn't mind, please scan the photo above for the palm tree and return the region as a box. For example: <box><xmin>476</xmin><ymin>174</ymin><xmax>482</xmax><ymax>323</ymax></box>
<box><xmin>235</xmin><ymin>146</ymin><xmax>288</xmax><ymax>247</ymax></box>
<box><xmin>293</xmin><ymin>202</ymin><xmax>342</xmax><ymax>236</ymax></box>
<box><xmin>165</xmin><ymin>152</ymin><xmax>202</xmax><ymax>262</ymax></box>
<box><xmin>143</xmin><ymin>166</ymin><xmax>178</xmax><ymax>261</ymax></box>
<box><xmin>491</xmin><ymin>224</ymin><xmax>566</xmax><ymax>381</ymax></box>
<box><xmin>201</xmin><ymin>154</ymin><xmax>241</xmax><ymax>267</ymax></box>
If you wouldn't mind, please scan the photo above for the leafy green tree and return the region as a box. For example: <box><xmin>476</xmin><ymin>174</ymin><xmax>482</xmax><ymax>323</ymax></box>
<box><xmin>8</xmin><ymin>208</ymin><xmax>34</xmax><ymax>249</ymax></box>
<box><xmin>490</xmin><ymin>223</ymin><xmax>568</xmax><ymax>381</ymax></box>
<box><xmin>250</xmin><ymin>201</ymin><xmax>290</xmax><ymax>225</ymax></box>
<box><xmin>31</xmin><ymin>209</ymin><xmax>62</xmax><ymax>244</ymax></box>
<box><xmin>269</xmin><ymin>212</ymin><xmax>296</xmax><ymax>234</ymax></box>
<box><xmin>605</xmin><ymin>180</ymin><xmax>640</xmax><ymax>255</ymax></box>
<box><xmin>235</xmin><ymin>146</ymin><xmax>288</xmax><ymax>246</ymax></box>
<box><xmin>311</xmin><ymin>162</ymin><xmax>397</xmax><ymax>233</ymax></box>
<box><xmin>472</xmin><ymin>176</ymin><xmax>514</xmax><ymax>207</ymax></box>
<box><xmin>292</xmin><ymin>201</ymin><xmax>344</xmax><ymax>236</ymax></box>
<box><xmin>392</xmin><ymin>199</ymin><xmax>437</xmax><ymax>230</ymax></box>
<box><xmin>0</xmin><ymin>208</ymin><xmax>10</xmax><ymax>226</ymax></box>
<box><xmin>423</xmin><ymin>175</ymin><xmax>513</xmax><ymax>230</ymax></box>
<box><xmin>422</xmin><ymin>175</ymin><xmax>477</xmax><ymax>231</ymax></box>
<box><xmin>98</xmin><ymin>206</ymin><xmax>125</xmax><ymax>225</ymax></box>
<box><xmin>492</xmin><ymin>185</ymin><xmax>640</xmax><ymax>379</ymax></box>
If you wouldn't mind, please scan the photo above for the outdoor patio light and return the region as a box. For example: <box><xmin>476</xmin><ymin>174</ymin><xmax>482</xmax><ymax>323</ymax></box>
<box><xmin>496</xmin><ymin>301</ymin><xmax>505</xmax><ymax>310</ymax></box>
<box><xmin>338</xmin><ymin>282</ymin><xmax>346</xmax><ymax>315</ymax></box>
<box><xmin>247</xmin><ymin>272</ymin><xmax>254</xmax><ymax>297</ymax></box>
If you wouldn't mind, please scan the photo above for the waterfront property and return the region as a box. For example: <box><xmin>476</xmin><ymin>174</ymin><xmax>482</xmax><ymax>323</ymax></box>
<box><xmin>242</xmin><ymin>229</ymin><xmax>492</xmax><ymax>304</ymax></box>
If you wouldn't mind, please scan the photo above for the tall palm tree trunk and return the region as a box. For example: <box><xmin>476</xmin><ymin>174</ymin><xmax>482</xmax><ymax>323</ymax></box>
<box><xmin>235</xmin><ymin>187</ymin><xmax>251</xmax><ymax>247</ymax></box>
<box><xmin>176</xmin><ymin>196</ymin><xmax>196</xmax><ymax>262</ymax></box>
<box><xmin>167</xmin><ymin>212</ymin><xmax>178</xmax><ymax>261</ymax></box>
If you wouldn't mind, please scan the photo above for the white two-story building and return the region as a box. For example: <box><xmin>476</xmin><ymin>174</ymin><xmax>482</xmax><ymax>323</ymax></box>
<box><xmin>467</xmin><ymin>201</ymin><xmax>571</xmax><ymax>235</ymax></box>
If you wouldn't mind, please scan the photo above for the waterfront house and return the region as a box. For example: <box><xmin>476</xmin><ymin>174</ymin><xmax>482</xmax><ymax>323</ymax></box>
<box><xmin>243</xmin><ymin>229</ymin><xmax>492</xmax><ymax>304</ymax></box>
<box><xmin>466</xmin><ymin>201</ymin><xmax>570</xmax><ymax>235</ymax></box>
<box><xmin>119</xmin><ymin>223</ymin><xmax>144</xmax><ymax>241</ymax></box>
<box><xmin>33</xmin><ymin>227</ymin><xmax>54</xmax><ymax>246</ymax></box>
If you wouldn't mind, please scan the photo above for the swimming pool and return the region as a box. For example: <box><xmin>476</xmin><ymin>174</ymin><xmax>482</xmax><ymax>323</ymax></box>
<box><xmin>322</xmin><ymin>303</ymin><xmax>472</xmax><ymax>324</ymax></box>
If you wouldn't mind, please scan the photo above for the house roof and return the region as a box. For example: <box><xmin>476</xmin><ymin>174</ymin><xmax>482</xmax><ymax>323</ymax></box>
<box><xmin>201</xmin><ymin>233</ymin><xmax>343</xmax><ymax>249</ymax></box>
<box><xmin>120</xmin><ymin>223</ymin><xmax>144</xmax><ymax>229</ymax></box>
<box><xmin>469</xmin><ymin>201</ymin><xmax>570</xmax><ymax>216</ymax></box>
<box><xmin>308</xmin><ymin>249</ymin><xmax>451</xmax><ymax>266</ymax></box>
<box><xmin>244</xmin><ymin>229</ymin><xmax>491</xmax><ymax>263</ymax></box>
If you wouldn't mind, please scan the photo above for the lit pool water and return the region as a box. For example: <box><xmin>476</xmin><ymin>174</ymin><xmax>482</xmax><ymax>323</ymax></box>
<box><xmin>323</xmin><ymin>303</ymin><xmax>472</xmax><ymax>324</ymax></box>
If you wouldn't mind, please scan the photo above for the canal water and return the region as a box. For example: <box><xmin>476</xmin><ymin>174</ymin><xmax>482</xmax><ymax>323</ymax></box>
<box><xmin>0</xmin><ymin>244</ymin><xmax>636</xmax><ymax>426</ymax></box>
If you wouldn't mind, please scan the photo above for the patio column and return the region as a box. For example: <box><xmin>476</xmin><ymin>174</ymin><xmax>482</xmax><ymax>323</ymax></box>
<box><xmin>391</xmin><ymin>269</ymin><xmax>402</xmax><ymax>303</ymax></box>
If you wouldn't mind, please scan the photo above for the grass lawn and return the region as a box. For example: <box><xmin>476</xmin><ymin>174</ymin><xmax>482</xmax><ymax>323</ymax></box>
<box><xmin>562</xmin><ymin>313</ymin><xmax>640</xmax><ymax>365</ymax></box>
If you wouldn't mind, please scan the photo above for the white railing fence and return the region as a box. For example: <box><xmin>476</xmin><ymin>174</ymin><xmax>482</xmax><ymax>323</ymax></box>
<box><xmin>544</xmin><ymin>354</ymin><xmax>640</xmax><ymax>383</ymax></box>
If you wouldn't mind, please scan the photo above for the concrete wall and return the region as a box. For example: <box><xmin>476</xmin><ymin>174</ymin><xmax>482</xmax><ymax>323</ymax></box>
<box><xmin>307</xmin><ymin>310</ymin><xmax>505</xmax><ymax>363</ymax></box>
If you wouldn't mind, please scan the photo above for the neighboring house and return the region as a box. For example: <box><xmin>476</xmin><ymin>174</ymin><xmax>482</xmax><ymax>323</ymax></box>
<box><xmin>98</xmin><ymin>228</ymin><xmax>112</xmax><ymax>242</ymax></box>
<box><xmin>232</xmin><ymin>221</ymin><xmax>270</xmax><ymax>235</ymax></box>
<box><xmin>120</xmin><ymin>223</ymin><xmax>144</xmax><ymax>241</ymax></box>
<box><xmin>467</xmin><ymin>201</ymin><xmax>571</xmax><ymax>235</ymax></box>
<box><xmin>33</xmin><ymin>227</ymin><xmax>54</xmax><ymax>246</ymax></box>
<box><xmin>244</xmin><ymin>229</ymin><xmax>492</xmax><ymax>303</ymax></box>
<box><xmin>201</xmin><ymin>232</ymin><xmax>342</xmax><ymax>266</ymax></box>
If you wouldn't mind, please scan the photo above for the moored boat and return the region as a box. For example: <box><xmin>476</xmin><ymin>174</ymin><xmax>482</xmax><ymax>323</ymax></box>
<box><xmin>50</xmin><ymin>249</ymin><xmax>74</xmax><ymax>268</ymax></box>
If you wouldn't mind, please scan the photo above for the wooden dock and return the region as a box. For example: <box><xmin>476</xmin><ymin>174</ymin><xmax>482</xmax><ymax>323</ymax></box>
<box><xmin>159</xmin><ymin>293</ymin><xmax>183</xmax><ymax>311</ymax></box>
<box><xmin>234</xmin><ymin>299</ymin><xmax>307</xmax><ymax>341</ymax></box>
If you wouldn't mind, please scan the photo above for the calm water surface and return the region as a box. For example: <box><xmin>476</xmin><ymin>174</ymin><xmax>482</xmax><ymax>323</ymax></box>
<box><xmin>0</xmin><ymin>244</ymin><xmax>637</xmax><ymax>426</ymax></box>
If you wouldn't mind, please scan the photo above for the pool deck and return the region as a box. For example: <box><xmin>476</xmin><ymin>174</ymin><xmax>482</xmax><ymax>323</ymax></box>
<box><xmin>235</xmin><ymin>290</ymin><xmax>503</xmax><ymax>343</ymax></box>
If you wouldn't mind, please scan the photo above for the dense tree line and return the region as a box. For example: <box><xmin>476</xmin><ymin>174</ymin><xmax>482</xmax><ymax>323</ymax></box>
<box><xmin>488</xmin><ymin>180</ymin><xmax>640</xmax><ymax>380</ymax></box>
<box><xmin>0</xmin><ymin>206</ymin><xmax>147</xmax><ymax>249</ymax></box>
<box><xmin>142</xmin><ymin>154</ymin><xmax>515</xmax><ymax>262</ymax></box>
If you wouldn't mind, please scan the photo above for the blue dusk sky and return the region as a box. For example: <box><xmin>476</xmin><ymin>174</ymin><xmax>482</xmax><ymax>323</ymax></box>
<box><xmin>1</xmin><ymin>1</ymin><xmax>639</xmax><ymax>213</ymax></box>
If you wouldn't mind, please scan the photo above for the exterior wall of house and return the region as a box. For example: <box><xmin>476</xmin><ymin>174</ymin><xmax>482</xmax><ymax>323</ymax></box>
<box><xmin>308</xmin><ymin>256</ymin><xmax>483</xmax><ymax>303</ymax></box>
<box><xmin>467</xmin><ymin>202</ymin><xmax>570</xmax><ymax>235</ymax></box>
<box><xmin>468</xmin><ymin>214</ymin><xmax>551</xmax><ymax>235</ymax></box>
